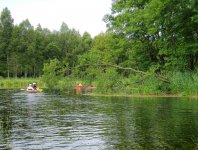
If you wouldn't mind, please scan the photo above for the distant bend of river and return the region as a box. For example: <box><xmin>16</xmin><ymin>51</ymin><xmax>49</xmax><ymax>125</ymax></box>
<box><xmin>0</xmin><ymin>89</ymin><xmax>197</xmax><ymax>150</ymax></box>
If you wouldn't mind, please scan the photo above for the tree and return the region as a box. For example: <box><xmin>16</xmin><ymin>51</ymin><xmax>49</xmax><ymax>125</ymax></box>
<box><xmin>17</xmin><ymin>19</ymin><xmax>36</xmax><ymax>77</ymax></box>
<box><xmin>42</xmin><ymin>59</ymin><xmax>63</xmax><ymax>88</ymax></box>
<box><xmin>104</xmin><ymin>0</ymin><xmax>198</xmax><ymax>72</ymax></box>
<box><xmin>58</xmin><ymin>23</ymin><xmax>83</xmax><ymax>72</ymax></box>
<box><xmin>104</xmin><ymin>0</ymin><xmax>159</xmax><ymax>71</ymax></box>
<box><xmin>157</xmin><ymin>0</ymin><xmax>198</xmax><ymax>71</ymax></box>
<box><xmin>44</xmin><ymin>42</ymin><xmax>61</xmax><ymax>60</ymax></box>
<box><xmin>81</xmin><ymin>32</ymin><xmax>93</xmax><ymax>53</ymax></box>
<box><xmin>0</xmin><ymin>7</ymin><xmax>14</xmax><ymax>77</ymax></box>
<box><xmin>8</xmin><ymin>26</ymin><xmax>21</xmax><ymax>77</ymax></box>
<box><xmin>75</xmin><ymin>33</ymin><xmax>116</xmax><ymax>80</ymax></box>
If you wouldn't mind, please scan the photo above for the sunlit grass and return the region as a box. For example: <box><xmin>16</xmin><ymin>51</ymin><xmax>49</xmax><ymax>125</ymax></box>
<box><xmin>0</xmin><ymin>77</ymin><xmax>46</xmax><ymax>89</ymax></box>
<box><xmin>169</xmin><ymin>71</ymin><xmax>198</xmax><ymax>96</ymax></box>
<box><xmin>70</xmin><ymin>71</ymin><xmax>198</xmax><ymax>96</ymax></box>
<box><xmin>2</xmin><ymin>71</ymin><xmax>198</xmax><ymax>96</ymax></box>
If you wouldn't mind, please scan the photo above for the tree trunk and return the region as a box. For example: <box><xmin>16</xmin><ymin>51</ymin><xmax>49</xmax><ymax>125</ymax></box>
<box><xmin>25</xmin><ymin>71</ymin><xmax>27</xmax><ymax>78</ymax></box>
<box><xmin>7</xmin><ymin>54</ymin><xmax>10</xmax><ymax>78</ymax></box>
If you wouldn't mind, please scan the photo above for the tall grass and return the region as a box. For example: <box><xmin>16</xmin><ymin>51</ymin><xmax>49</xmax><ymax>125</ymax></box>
<box><xmin>2</xmin><ymin>71</ymin><xmax>197</xmax><ymax>96</ymax></box>
<box><xmin>0</xmin><ymin>77</ymin><xmax>46</xmax><ymax>89</ymax></box>
<box><xmin>169</xmin><ymin>71</ymin><xmax>198</xmax><ymax>96</ymax></box>
<box><xmin>75</xmin><ymin>71</ymin><xmax>198</xmax><ymax>96</ymax></box>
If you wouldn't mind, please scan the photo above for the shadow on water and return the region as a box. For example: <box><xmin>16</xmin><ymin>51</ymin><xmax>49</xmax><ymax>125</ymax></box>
<box><xmin>99</xmin><ymin>97</ymin><xmax>198</xmax><ymax>150</ymax></box>
<box><xmin>0</xmin><ymin>89</ymin><xmax>197</xmax><ymax>149</ymax></box>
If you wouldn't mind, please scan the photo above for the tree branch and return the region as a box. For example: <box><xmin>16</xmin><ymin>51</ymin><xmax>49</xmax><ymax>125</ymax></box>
<box><xmin>80</xmin><ymin>64</ymin><xmax>170</xmax><ymax>83</ymax></box>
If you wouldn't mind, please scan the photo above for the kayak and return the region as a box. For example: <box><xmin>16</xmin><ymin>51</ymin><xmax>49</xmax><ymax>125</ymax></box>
<box><xmin>26</xmin><ymin>89</ymin><xmax>38</xmax><ymax>93</ymax></box>
<box><xmin>26</xmin><ymin>88</ymin><xmax>43</xmax><ymax>93</ymax></box>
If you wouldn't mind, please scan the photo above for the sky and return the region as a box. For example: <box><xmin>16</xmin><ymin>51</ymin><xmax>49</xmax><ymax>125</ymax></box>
<box><xmin>0</xmin><ymin>0</ymin><xmax>112</xmax><ymax>37</ymax></box>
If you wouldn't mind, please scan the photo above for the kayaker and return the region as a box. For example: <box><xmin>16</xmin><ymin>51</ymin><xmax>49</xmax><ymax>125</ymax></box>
<box><xmin>27</xmin><ymin>84</ymin><xmax>34</xmax><ymax>90</ymax></box>
<box><xmin>32</xmin><ymin>82</ymin><xmax>37</xmax><ymax>90</ymax></box>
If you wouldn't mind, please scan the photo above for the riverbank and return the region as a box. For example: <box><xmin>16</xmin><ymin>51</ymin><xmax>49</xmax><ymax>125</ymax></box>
<box><xmin>1</xmin><ymin>78</ymin><xmax>198</xmax><ymax>99</ymax></box>
<box><xmin>85</xmin><ymin>93</ymin><xmax>198</xmax><ymax>98</ymax></box>
<box><xmin>0</xmin><ymin>78</ymin><xmax>46</xmax><ymax>89</ymax></box>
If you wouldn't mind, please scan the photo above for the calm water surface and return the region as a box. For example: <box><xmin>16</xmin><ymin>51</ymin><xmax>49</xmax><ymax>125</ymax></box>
<box><xmin>0</xmin><ymin>90</ymin><xmax>197</xmax><ymax>149</ymax></box>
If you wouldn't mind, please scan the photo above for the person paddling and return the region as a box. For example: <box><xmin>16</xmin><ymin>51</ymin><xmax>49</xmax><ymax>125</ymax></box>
<box><xmin>27</xmin><ymin>84</ymin><xmax>34</xmax><ymax>90</ymax></box>
<box><xmin>32</xmin><ymin>82</ymin><xmax>38</xmax><ymax>90</ymax></box>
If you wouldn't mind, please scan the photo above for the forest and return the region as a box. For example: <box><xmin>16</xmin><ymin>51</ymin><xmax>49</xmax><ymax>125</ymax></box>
<box><xmin>0</xmin><ymin>0</ymin><xmax>197</xmax><ymax>95</ymax></box>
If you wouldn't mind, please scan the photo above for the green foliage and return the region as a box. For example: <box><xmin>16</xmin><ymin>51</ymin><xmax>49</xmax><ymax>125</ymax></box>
<box><xmin>0</xmin><ymin>9</ymin><xmax>93</xmax><ymax>78</ymax></box>
<box><xmin>74</xmin><ymin>33</ymin><xmax>116</xmax><ymax>81</ymax></box>
<box><xmin>169</xmin><ymin>71</ymin><xmax>198</xmax><ymax>95</ymax></box>
<box><xmin>0</xmin><ymin>78</ymin><xmax>45</xmax><ymax>89</ymax></box>
<box><xmin>44</xmin><ymin>42</ymin><xmax>61</xmax><ymax>60</ymax></box>
<box><xmin>42</xmin><ymin>59</ymin><xmax>63</xmax><ymax>88</ymax></box>
<box><xmin>0</xmin><ymin>3</ymin><xmax>198</xmax><ymax>96</ymax></box>
<box><xmin>105</xmin><ymin>0</ymin><xmax>198</xmax><ymax>72</ymax></box>
<box><xmin>0</xmin><ymin>7</ymin><xmax>13</xmax><ymax>77</ymax></box>
<box><xmin>94</xmin><ymin>68</ymin><xmax>120</xmax><ymax>93</ymax></box>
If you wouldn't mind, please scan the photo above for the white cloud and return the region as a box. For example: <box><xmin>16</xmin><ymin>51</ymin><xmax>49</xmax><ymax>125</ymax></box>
<box><xmin>0</xmin><ymin>0</ymin><xmax>112</xmax><ymax>37</ymax></box>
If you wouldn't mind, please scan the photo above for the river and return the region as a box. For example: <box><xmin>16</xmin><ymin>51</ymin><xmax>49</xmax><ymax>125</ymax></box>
<box><xmin>0</xmin><ymin>90</ymin><xmax>197</xmax><ymax>149</ymax></box>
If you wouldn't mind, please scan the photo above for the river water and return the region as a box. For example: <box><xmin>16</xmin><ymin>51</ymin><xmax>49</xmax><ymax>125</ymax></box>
<box><xmin>0</xmin><ymin>90</ymin><xmax>197</xmax><ymax>149</ymax></box>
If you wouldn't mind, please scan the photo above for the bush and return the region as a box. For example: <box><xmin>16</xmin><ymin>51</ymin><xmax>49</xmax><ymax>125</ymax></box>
<box><xmin>42</xmin><ymin>59</ymin><xmax>63</xmax><ymax>88</ymax></box>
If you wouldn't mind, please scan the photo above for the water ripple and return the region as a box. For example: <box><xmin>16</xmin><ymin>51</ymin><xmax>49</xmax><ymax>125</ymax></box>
<box><xmin>0</xmin><ymin>90</ymin><xmax>197</xmax><ymax>149</ymax></box>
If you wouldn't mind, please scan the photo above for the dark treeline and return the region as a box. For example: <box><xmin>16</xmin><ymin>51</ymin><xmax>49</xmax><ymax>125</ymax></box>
<box><xmin>0</xmin><ymin>0</ymin><xmax>198</xmax><ymax>94</ymax></box>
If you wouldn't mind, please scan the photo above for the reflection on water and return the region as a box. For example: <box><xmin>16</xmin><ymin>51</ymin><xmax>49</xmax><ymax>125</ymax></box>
<box><xmin>0</xmin><ymin>90</ymin><xmax>197</xmax><ymax>149</ymax></box>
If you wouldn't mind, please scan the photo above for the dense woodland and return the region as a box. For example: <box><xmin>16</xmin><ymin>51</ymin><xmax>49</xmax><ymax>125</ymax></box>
<box><xmin>0</xmin><ymin>0</ymin><xmax>198</xmax><ymax>94</ymax></box>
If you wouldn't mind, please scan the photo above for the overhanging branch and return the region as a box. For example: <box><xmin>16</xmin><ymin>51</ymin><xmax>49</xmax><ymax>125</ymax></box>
<box><xmin>79</xmin><ymin>64</ymin><xmax>170</xmax><ymax>83</ymax></box>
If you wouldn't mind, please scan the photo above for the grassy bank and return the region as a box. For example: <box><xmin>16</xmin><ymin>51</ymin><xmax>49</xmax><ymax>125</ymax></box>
<box><xmin>61</xmin><ymin>71</ymin><xmax>198</xmax><ymax>96</ymax></box>
<box><xmin>1</xmin><ymin>70</ymin><xmax>198</xmax><ymax>97</ymax></box>
<box><xmin>0</xmin><ymin>78</ymin><xmax>46</xmax><ymax>89</ymax></box>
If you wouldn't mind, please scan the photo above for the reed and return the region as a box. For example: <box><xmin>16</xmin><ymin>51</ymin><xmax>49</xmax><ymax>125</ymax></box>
<box><xmin>2</xmin><ymin>71</ymin><xmax>196</xmax><ymax>96</ymax></box>
<box><xmin>0</xmin><ymin>78</ymin><xmax>46</xmax><ymax>89</ymax></box>
<box><xmin>169</xmin><ymin>71</ymin><xmax>198</xmax><ymax>96</ymax></box>
<box><xmin>76</xmin><ymin>71</ymin><xmax>198</xmax><ymax>96</ymax></box>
